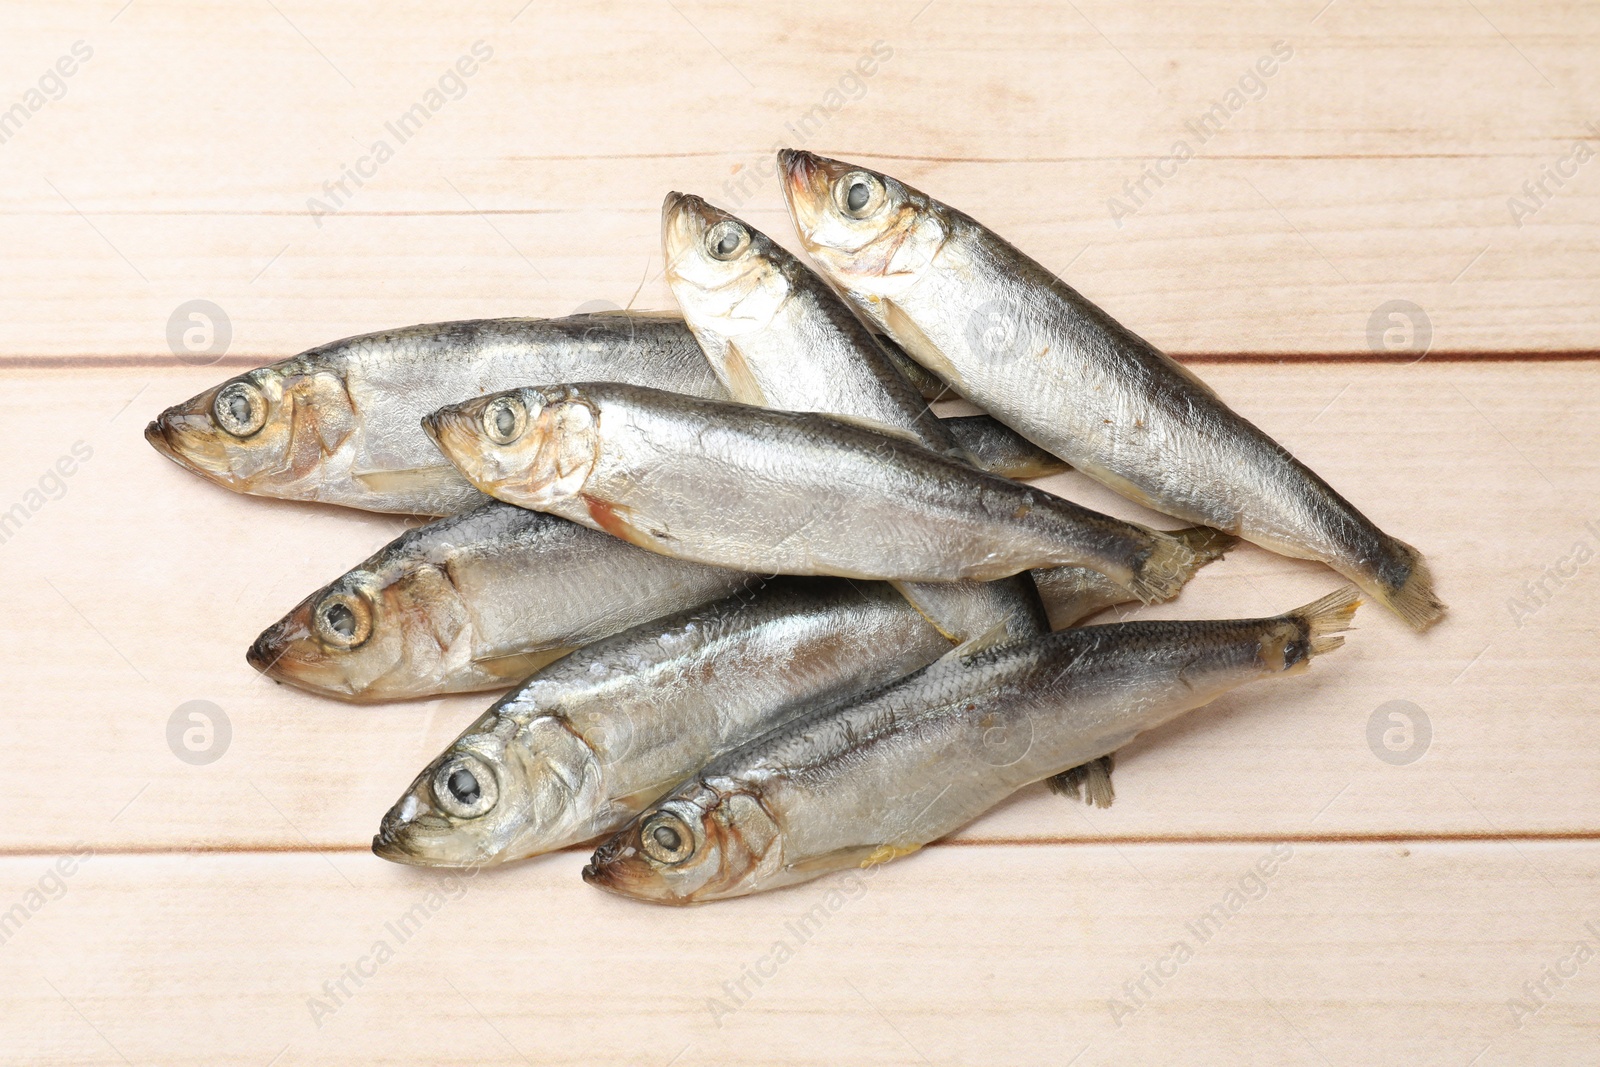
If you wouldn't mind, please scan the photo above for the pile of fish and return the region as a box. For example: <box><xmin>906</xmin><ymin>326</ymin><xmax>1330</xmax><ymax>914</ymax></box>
<box><xmin>146</xmin><ymin>151</ymin><xmax>1442</xmax><ymax>905</ymax></box>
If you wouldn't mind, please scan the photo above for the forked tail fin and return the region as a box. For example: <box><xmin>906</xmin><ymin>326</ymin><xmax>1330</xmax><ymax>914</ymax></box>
<box><xmin>1289</xmin><ymin>586</ymin><xmax>1364</xmax><ymax>656</ymax></box>
<box><xmin>1371</xmin><ymin>539</ymin><xmax>1445</xmax><ymax>632</ymax></box>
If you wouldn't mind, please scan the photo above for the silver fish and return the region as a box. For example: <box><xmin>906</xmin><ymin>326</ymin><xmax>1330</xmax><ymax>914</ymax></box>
<box><xmin>246</xmin><ymin>500</ymin><xmax>750</xmax><ymax>702</ymax></box>
<box><xmin>145</xmin><ymin>313</ymin><xmax>723</xmax><ymax>516</ymax></box>
<box><xmin>424</xmin><ymin>382</ymin><xmax>1201</xmax><ymax>597</ymax></box>
<box><xmin>942</xmin><ymin>415</ymin><xmax>1067</xmax><ymax>480</ymax></box>
<box><xmin>146</xmin><ymin>312</ymin><xmax>1055</xmax><ymax>514</ymax></box>
<box><xmin>372</xmin><ymin>578</ymin><xmax>953</xmax><ymax>866</ymax></box>
<box><xmin>1030</xmin><ymin>524</ymin><xmax>1237</xmax><ymax>630</ymax></box>
<box><xmin>584</xmin><ymin>587</ymin><xmax>1361</xmax><ymax>904</ymax></box>
<box><xmin>781</xmin><ymin>150</ymin><xmax>1444</xmax><ymax>630</ymax></box>
<box><xmin>662</xmin><ymin>190</ymin><xmax>1045</xmax><ymax>646</ymax></box>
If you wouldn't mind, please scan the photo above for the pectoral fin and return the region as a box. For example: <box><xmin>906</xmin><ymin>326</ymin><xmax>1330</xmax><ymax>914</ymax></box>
<box><xmin>353</xmin><ymin>465</ymin><xmax>468</xmax><ymax>495</ymax></box>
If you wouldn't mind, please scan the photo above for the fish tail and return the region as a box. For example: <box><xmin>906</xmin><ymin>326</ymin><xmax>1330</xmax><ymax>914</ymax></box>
<box><xmin>1289</xmin><ymin>585</ymin><xmax>1364</xmax><ymax>656</ymax></box>
<box><xmin>1169</xmin><ymin>525</ymin><xmax>1239</xmax><ymax>568</ymax></box>
<box><xmin>1047</xmin><ymin>753</ymin><xmax>1115</xmax><ymax>808</ymax></box>
<box><xmin>1367</xmin><ymin>539</ymin><xmax>1445</xmax><ymax>632</ymax></box>
<box><xmin>1121</xmin><ymin>529</ymin><xmax>1200</xmax><ymax>603</ymax></box>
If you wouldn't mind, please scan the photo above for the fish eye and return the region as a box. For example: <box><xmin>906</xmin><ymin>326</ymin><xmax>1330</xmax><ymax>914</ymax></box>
<box><xmin>706</xmin><ymin>220</ymin><xmax>749</xmax><ymax>261</ymax></box>
<box><xmin>432</xmin><ymin>754</ymin><xmax>498</xmax><ymax>819</ymax></box>
<box><xmin>212</xmin><ymin>381</ymin><xmax>267</xmax><ymax>438</ymax></box>
<box><xmin>482</xmin><ymin>395</ymin><xmax>527</xmax><ymax>445</ymax></box>
<box><xmin>640</xmin><ymin>810</ymin><xmax>695</xmax><ymax>865</ymax></box>
<box><xmin>837</xmin><ymin>172</ymin><xmax>885</xmax><ymax>219</ymax></box>
<box><xmin>312</xmin><ymin>590</ymin><xmax>373</xmax><ymax>650</ymax></box>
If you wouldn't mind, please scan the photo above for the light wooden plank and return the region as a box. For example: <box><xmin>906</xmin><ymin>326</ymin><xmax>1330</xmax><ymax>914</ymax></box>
<box><xmin>1</xmin><ymin>844</ymin><xmax>1596</xmax><ymax>1065</ymax></box>
<box><xmin>1</xmin><ymin>1</ymin><xmax>1596</xmax><ymax>357</ymax></box>
<box><xmin>1</xmin><ymin>361</ymin><xmax>1593</xmax><ymax>853</ymax></box>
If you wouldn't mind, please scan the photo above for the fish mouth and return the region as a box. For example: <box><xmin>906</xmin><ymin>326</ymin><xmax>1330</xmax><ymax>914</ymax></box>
<box><xmin>778</xmin><ymin>149</ymin><xmax>851</xmax><ymax>250</ymax></box>
<box><xmin>144</xmin><ymin>397</ymin><xmax>233</xmax><ymax>482</ymax></box>
<box><xmin>660</xmin><ymin>191</ymin><xmax>732</xmax><ymax>276</ymax></box>
<box><xmin>245</xmin><ymin>602</ymin><xmax>378</xmax><ymax>701</ymax></box>
<box><xmin>421</xmin><ymin>403</ymin><xmax>486</xmax><ymax>477</ymax></box>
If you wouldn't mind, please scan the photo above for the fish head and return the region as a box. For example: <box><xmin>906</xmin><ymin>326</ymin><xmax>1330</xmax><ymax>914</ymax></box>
<box><xmin>145</xmin><ymin>365</ymin><xmax>358</xmax><ymax>497</ymax></box>
<box><xmin>373</xmin><ymin>712</ymin><xmax>605</xmax><ymax>867</ymax></box>
<box><xmin>582</xmin><ymin>782</ymin><xmax>781</xmax><ymax>905</ymax></box>
<box><xmin>661</xmin><ymin>191</ymin><xmax>792</xmax><ymax>337</ymax></box>
<box><xmin>422</xmin><ymin>386</ymin><xmax>599</xmax><ymax>511</ymax></box>
<box><xmin>246</xmin><ymin>563</ymin><xmax>473</xmax><ymax>701</ymax></box>
<box><xmin>778</xmin><ymin>149</ymin><xmax>945</xmax><ymax>304</ymax></box>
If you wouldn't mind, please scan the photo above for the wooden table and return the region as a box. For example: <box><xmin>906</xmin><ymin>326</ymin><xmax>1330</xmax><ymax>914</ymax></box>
<box><xmin>2</xmin><ymin>2</ymin><xmax>1595</xmax><ymax>1063</ymax></box>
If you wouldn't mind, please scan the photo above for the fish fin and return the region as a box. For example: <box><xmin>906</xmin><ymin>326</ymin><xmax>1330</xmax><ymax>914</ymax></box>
<box><xmin>1289</xmin><ymin>586</ymin><xmax>1364</xmax><ymax>656</ymax></box>
<box><xmin>717</xmin><ymin>339</ymin><xmax>770</xmax><ymax>407</ymax></box>
<box><xmin>820</xmin><ymin>411</ymin><xmax>929</xmax><ymax>448</ymax></box>
<box><xmin>928</xmin><ymin>617</ymin><xmax>1016</xmax><ymax>665</ymax></box>
<box><xmin>581</xmin><ymin>495</ymin><xmax>667</xmax><ymax>549</ymax></box>
<box><xmin>1120</xmin><ymin>529</ymin><xmax>1202</xmax><ymax>604</ymax></box>
<box><xmin>1047</xmin><ymin>753</ymin><xmax>1116</xmax><ymax>808</ymax></box>
<box><xmin>579</xmin><ymin>308</ymin><xmax>681</xmax><ymax>320</ymax></box>
<box><xmin>1373</xmin><ymin>540</ymin><xmax>1446</xmax><ymax>631</ymax></box>
<box><xmin>352</xmin><ymin>465</ymin><xmax>467</xmax><ymax>494</ymax></box>
<box><xmin>943</xmin><ymin>415</ymin><xmax>1072</xmax><ymax>479</ymax></box>
<box><xmin>1169</xmin><ymin>525</ymin><xmax>1239</xmax><ymax>567</ymax></box>
<box><xmin>882</xmin><ymin>299</ymin><xmax>966</xmax><ymax>387</ymax></box>
<box><xmin>860</xmin><ymin>842</ymin><xmax>923</xmax><ymax>868</ymax></box>
<box><xmin>880</xmin><ymin>337</ymin><xmax>954</xmax><ymax>402</ymax></box>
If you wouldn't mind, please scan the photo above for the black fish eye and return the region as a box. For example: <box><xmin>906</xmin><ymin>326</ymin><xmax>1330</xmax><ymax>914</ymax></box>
<box><xmin>482</xmin><ymin>395</ymin><xmax>527</xmax><ymax>445</ymax></box>
<box><xmin>839</xmin><ymin>172</ymin><xmax>883</xmax><ymax>218</ymax></box>
<box><xmin>640</xmin><ymin>811</ymin><xmax>695</xmax><ymax>864</ymax></box>
<box><xmin>493</xmin><ymin>404</ymin><xmax>517</xmax><ymax>438</ymax></box>
<box><xmin>313</xmin><ymin>591</ymin><xmax>372</xmax><ymax>649</ymax></box>
<box><xmin>433</xmin><ymin>755</ymin><xmax>497</xmax><ymax>818</ymax></box>
<box><xmin>324</xmin><ymin>601</ymin><xmax>355</xmax><ymax>638</ymax></box>
<box><xmin>448</xmin><ymin>768</ymin><xmax>480</xmax><ymax>804</ymax></box>
<box><xmin>706</xmin><ymin>221</ymin><xmax>748</xmax><ymax>261</ymax></box>
<box><xmin>212</xmin><ymin>380</ymin><xmax>267</xmax><ymax>438</ymax></box>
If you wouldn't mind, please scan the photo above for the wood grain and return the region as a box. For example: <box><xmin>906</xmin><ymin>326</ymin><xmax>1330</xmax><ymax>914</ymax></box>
<box><xmin>1</xmin><ymin>1</ymin><xmax>1596</xmax><ymax>1063</ymax></box>
<box><xmin>3</xmin><ymin>845</ymin><xmax>1597</xmax><ymax>1065</ymax></box>
<box><xmin>1</xmin><ymin>2</ymin><xmax>1596</xmax><ymax>359</ymax></box>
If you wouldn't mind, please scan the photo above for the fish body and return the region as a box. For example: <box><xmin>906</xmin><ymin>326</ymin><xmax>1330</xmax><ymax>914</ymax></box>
<box><xmin>146</xmin><ymin>312</ymin><xmax>1056</xmax><ymax>514</ymax></box>
<box><xmin>780</xmin><ymin>151</ymin><xmax>1442</xmax><ymax>629</ymax></box>
<box><xmin>146</xmin><ymin>313</ymin><xmax>724</xmax><ymax>515</ymax></box>
<box><xmin>425</xmin><ymin>382</ymin><xmax>1200</xmax><ymax>596</ymax></box>
<box><xmin>246</xmin><ymin>500</ymin><xmax>750</xmax><ymax>702</ymax></box>
<box><xmin>585</xmin><ymin>588</ymin><xmax>1361</xmax><ymax>903</ymax></box>
<box><xmin>372</xmin><ymin>578</ymin><xmax>953</xmax><ymax>866</ymax></box>
<box><xmin>662</xmin><ymin>191</ymin><xmax>1045</xmax><ymax>644</ymax></box>
<box><xmin>1031</xmin><ymin>524</ymin><xmax>1237</xmax><ymax>630</ymax></box>
<box><xmin>942</xmin><ymin>415</ymin><xmax>1066</xmax><ymax>480</ymax></box>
